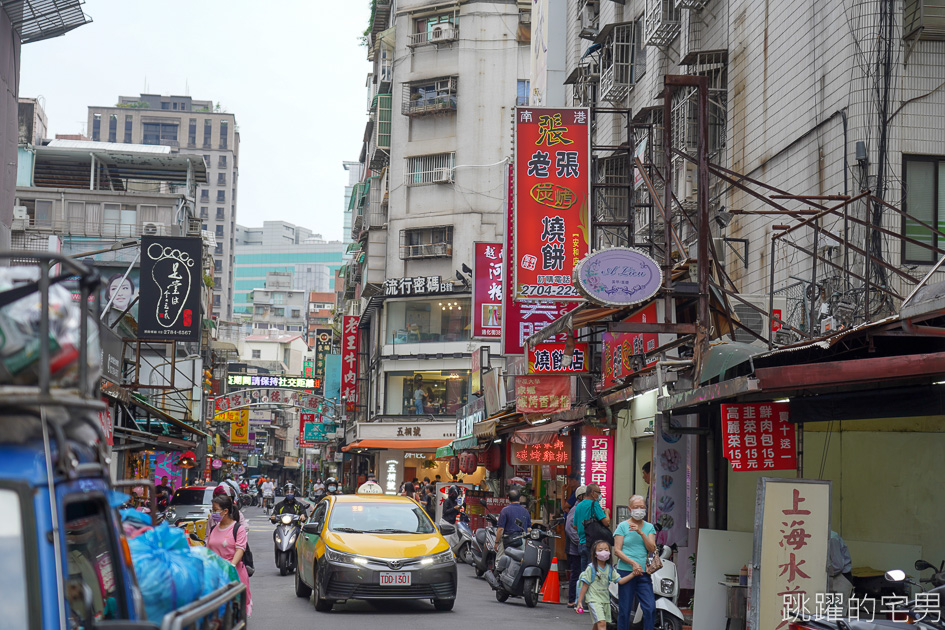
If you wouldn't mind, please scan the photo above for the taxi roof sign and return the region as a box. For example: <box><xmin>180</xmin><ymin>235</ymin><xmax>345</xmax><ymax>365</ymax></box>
<box><xmin>356</xmin><ymin>480</ymin><xmax>384</xmax><ymax>495</ymax></box>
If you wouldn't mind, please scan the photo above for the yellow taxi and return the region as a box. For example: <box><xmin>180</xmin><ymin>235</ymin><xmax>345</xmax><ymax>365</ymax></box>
<box><xmin>294</xmin><ymin>484</ymin><xmax>458</xmax><ymax>612</ymax></box>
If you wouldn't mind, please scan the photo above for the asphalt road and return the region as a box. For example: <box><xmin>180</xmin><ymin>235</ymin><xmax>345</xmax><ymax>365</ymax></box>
<box><xmin>242</xmin><ymin>505</ymin><xmax>580</xmax><ymax>629</ymax></box>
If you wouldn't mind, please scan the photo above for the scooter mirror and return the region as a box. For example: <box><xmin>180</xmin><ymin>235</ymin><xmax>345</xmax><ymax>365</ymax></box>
<box><xmin>885</xmin><ymin>569</ymin><xmax>906</xmax><ymax>583</ymax></box>
<box><xmin>916</xmin><ymin>559</ymin><xmax>935</xmax><ymax>572</ymax></box>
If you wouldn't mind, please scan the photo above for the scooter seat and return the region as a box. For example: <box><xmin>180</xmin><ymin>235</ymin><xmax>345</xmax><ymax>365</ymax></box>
<box><xmin>505</xmin><ymin>547</ymin><xmax>525</xmax><ymax>560</ymax></box>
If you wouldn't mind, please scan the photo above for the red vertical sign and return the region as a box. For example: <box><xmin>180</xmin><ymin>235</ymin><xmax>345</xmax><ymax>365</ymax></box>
<box><xmin>720</xmin><ymin>402</ymin><xmax>796</xmax><ymax>471</ymax></box>
<box><xmin>514</xmin><ymin>107</ymin><xmax>590</xmax><ymax>300</ymax></box>
<box><xmin>204</xmin><ymin>455</ymin><xmax>212</xmax><ymax>483</ymax></box>
<box><xmin>503</xmin><ymin>164</ymin><xmax>580</xmax><ymax>355</ymax></box>
<box><xmin>341</xmin><ymin>316</ymin><xmax>359</xmax><ymax>411</ymax></box>
<box><xmin>601</xmin><ymin>302</ymin><xmax>660</xmax><ymax>388</ymax></box>
<box><xmin>473</xmin><ymin>242</ymin><xmax>504</xmax><ymax>339</ymax></box>
<box><xmin>584</xmin><ymin>434</ymin><xmax>614</xmax><ymax>514</ymax></box>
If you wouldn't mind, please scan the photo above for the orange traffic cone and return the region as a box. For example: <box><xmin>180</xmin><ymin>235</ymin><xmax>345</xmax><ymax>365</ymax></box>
<box><xmin>539</xmin><ymin>557</ymin><xmax>561</xmax><ymax>603</ymax></box>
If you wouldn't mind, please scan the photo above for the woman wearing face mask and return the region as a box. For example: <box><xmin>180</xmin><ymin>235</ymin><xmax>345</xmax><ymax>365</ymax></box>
<box><xmin>207</xmin><ymin>495</ymin><xmax>252</xmax><ymax>617</ymax></box>
<box><xmin>613</xmin><ymin>495</ymin><xmax>657</xmax><ymax>630</ymax></box>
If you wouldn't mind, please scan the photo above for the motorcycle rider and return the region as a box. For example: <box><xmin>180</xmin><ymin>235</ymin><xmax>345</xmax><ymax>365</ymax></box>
<box><xmin>272</xmin><ymin>484</ymin><xmax>308</xmax><ymax>517</ymax></box>
<box><xmin>261</xmin><ymin>477</ymin><xmax>276</xmax><ymax>511</ymax></box>
<box><xmin>324</xmin><ymin>477</ymin><xmax>340</xmax><ymax>496</ymax></box>
<box><xmin>441</xmin><ymin>485</ymin><xmax>462</xmax><ymax>524</ymax></box>
<box><xmin>486</xmin><ymin>486</ymin><xmax>531</xmax><ymax>589</ymax></box>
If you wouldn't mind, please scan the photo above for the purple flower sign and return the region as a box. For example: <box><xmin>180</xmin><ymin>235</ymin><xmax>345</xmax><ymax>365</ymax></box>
<box><xmin>572</xmin><ymin>247</ymin><xmax>662</xmax><ymax>307</ymax></box>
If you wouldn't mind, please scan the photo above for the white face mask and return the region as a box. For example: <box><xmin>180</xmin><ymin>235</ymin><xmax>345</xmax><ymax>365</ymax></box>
<box><xmin>631</xmin><ymin>508</ymin><xmax>646</xmax><ymax>521</ymax></box>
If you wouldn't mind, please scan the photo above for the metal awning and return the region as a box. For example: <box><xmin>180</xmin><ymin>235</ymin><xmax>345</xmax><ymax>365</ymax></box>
<box><xmin>511</xmin><ymin>420</ymin><xmax>582</xmax><ymax>445</ymax></box>
<box><xmin>111</xmin><ymin>426</ymin><xmax>197</xmax><ymax>452</ymax></box>
<box><xmin>358</xmin><ymin>295</ymin><xmax>383</xmax><ymax>329</ymax></box>
<box><xmin>2</xmin><ymin>0</ymin><xmax>91</xmax><ymax>44</ymax></box>
<box><xmin>127</xmin><ymin>397</ymin><xmax>210</xmax><ymax>438</ymax></box>
<box><xmin>451</xmin><ymin>436</ymin><xmax>479</xmax><ymax>451</ymax></box>
<box><xmin>525</xmin><ymin>304</ymin><xmax>624</xmax><ymax>347</ymax></box>
<box><xmin>473</xmin><ymin>419</ymin><xmax>498</xmax><ymax>438</ymax></box>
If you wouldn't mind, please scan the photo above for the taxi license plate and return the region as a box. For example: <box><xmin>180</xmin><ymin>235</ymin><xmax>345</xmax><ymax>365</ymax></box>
<box><xmin>380</xmin><ymin>572</ymin><xmax>411</xmax><ymax>586</ymax></box>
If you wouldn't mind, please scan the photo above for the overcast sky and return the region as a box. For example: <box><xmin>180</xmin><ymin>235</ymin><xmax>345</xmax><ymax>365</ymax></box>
<box><xmin>19</xmin><ymin>0</ymin><xmax>371</xmax><ymax>243</ymax></box>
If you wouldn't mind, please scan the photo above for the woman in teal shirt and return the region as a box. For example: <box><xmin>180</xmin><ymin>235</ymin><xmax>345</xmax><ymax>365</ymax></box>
<box><xmin>612</xmin><ymin>494</ymin><xmax>657</xmax><ymax>630</ymax></box>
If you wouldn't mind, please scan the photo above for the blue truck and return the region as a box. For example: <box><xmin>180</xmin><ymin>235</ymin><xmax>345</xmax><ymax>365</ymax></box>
<box><xmin>0</xmin><ymin>253</ymin><xmax>246</xmax><ymax>629</ymax></box>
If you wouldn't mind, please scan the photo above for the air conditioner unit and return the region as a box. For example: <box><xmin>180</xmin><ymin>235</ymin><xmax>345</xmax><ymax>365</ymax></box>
<box><xmin>186</xmin><ymin>217</ymin><xmax>202</xmax><ymax>236</ymax></box>
<box><xmin>730</xmin><ymin>294</ymin><xmax>788</xmax><ymax>347</ymax></box>
<box><xmin>431</xmin><ymin>24</ymin><xmax>455</xmax><ymax>42</ymax></box>
<box><xmin>142</xmin><ymin>222</ymin><xmax>166</xmax><ymax>236</ymax></box>
<box><xmin>13</xmin><ymin>206</ymin><xmax>28</xmax><ymax>221</ymax></box>
<box><xmin>430</xmin><ymin>243</ymin><xmax>452</xmax><ymax>257</ymax></box>
<box><xmin>433</xmin><ymin>167</ymin><xmax>452</xmax><ymax>183</ymax></box>
<box><xmin>11</xmin><ymin>206</ymin><xmax>28</xmax><ymax>231</ymax></box>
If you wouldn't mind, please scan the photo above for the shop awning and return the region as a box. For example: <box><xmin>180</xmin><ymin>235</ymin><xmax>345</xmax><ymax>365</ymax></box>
<box><xmin>435</xmin><ymin>445</ymin><xmax>454</xmax><ymax>459</ymax></box>
<box><xmin>511</xmin><ymin>420</ymin><xmax>583</xmax><ymax>445</ymax></box>
<box><xmin>111</xmin><ymin>426</ymin><xmax>198</xmax><ymax>452</ymax></box>
<box><xmin>473</xmin><ymin>419</ymin><xmax>498</xmax><ymax>438</ymax></box>
<box><xmin>451</xmin><ymin>436</ymin><xmax>479</xmax><ymax>451</ymax></box>
<box><xmin>342</xmin><ymin>438</ymin><xmax>452</xmax><ymax>452</ymax></box>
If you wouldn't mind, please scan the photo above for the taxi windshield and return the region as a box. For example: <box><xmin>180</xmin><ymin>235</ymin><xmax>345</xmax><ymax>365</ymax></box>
<box><xmin>329</xmin><ymin>501</ymin><xmax>436</xmax><ymax>534</ymax></box>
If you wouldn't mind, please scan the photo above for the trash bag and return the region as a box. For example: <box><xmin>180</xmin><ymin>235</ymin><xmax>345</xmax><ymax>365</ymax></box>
<box><xmin>190</xmin><ymin>547</ymin><xmax>240</xmax><ymax>618</ymax></box>
<box><xmin>127</xmin><ymin>523</ymin><xmax>205</xmax><ymax>621</ymax></box>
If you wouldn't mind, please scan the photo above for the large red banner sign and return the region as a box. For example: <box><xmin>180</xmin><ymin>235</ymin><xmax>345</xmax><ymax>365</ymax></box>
<box><xmin>341</xmin><ymin>316</ymin><xmax>359</xmax><ymax>409</ymax></box>
<box><xmin>720</xmin><ymin>402</ymin><xmax>797</xmax><ymax>471</ymax></box>
<box><xmin>601</xmin><ymin>302</ymin><xmax>660</xmax><ymax>388</ymax></box>
<box><xmin>515</xmin><ymin>375</ymin><xmax>571</xmax><ymax>414</ymax></box>
<box><xmin>503</xmin><ymin>164</ymin><xmax>580</xmax><ymax>355</ymax></box>
<box><xmin>473</xmin><ymin>242</ymin><xmax>503</xmax><ymax>339</ymax></box>
<box><xmin>514</xmin><ymin>107</ymin><xmax>590</xmax><ymax>300</ymax></box>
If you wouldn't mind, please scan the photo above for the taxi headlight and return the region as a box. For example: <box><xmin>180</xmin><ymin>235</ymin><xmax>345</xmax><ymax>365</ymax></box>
<box><xmin>325</xmin><ymin>546</ymin><xmax>365</xmax><ymax>565</ymax></box>
<box><xmin>281</xmin><ymin>514</ymin><xmax>293</xmax><ymax>525</ymax></box>
<box><xmin>425</xmin><ymin>550</ymin><xmax>455</xmax><ymax>566</ymax></box>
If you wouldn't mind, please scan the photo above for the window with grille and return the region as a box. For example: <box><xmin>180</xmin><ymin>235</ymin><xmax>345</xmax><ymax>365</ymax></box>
<box><xmin>203</xmin><ymin>120</ymin><xmax>212</xmax><ymax>148</ymax></box>
<box><xmin>219</xmin><ymin>121</ymin><xmax>228</xmax><ymax>149</ymax></box>
<box><xmin>403</xmin><ymin>77</ymin><xmax>457</xmax><ymax>116</ymax></box>
<box><xmin>188</xmin><ymin>119</ymin><xmax>197</xmax><ymax>146</ymax></box>
<box><xmin>124</xmin><ymin>115</ymin><xmax>133</xmax><ymax>143</ymax></box>
<box><xmin>92</xmin><ymin>114</ymin><xmax>101</xmax><ymax>141</ymax></box>
<box><xmin>404</xmin><ymin>153</ymin><xmax>455</xmax><ymax>186</ymax></box>
<box><xmin>517</xmin><ymin>80</ymin><xmax>530</xmax><ymax>106</ymax></box>
<box><xmin>216</xmin><ymin>190</ymin><xmax>226</xmax><ymax>203</ymax></box>
<box><xmin>399</xmin><ymin>226</ymin><xmax>454</xmax><ymax>259</ymax></box>
<box><xmin>408</xmin><ymin>13</ymin><xmax>457</xmax><ymax>46</ymax></box>
<box><xmin>108</xmin><ymin>115</ymin><xmax>117</xmax><ymax>143</ymax></box>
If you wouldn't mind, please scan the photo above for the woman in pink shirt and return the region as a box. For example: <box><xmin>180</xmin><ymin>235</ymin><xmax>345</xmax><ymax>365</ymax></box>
<box><xmin>207</xmin><ymin>494</ymin><xmax>252</xmax><ymax>617</ymax></box>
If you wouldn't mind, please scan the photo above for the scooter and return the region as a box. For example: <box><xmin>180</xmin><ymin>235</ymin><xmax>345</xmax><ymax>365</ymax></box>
<box><xmin>791</xmin><ymin>560</ymin><xmax>945</xmax><ymax>630</ymax></box>
<box><xmin>452</xmin><ymin>515</ymin><xmax>476</xmax><ymax>565</ymax></box>
<box><xmin>470</xmin><ymin>513</ymin><xmax>498</xmax><ymax>578</ymax></box>
<box><xmin>608</xmin><ymin>543</ymin><xmax>685</xmax><ymax>630</ymax></box>
<box><xmin>271</xmin><ymin>512</ymin><xmax>305</xmax><ymax>576</ymax></box>
<box><xmin>489</xmin><ymin>520</ymin><xmax>558</xmax><ymax>608</ymax></box>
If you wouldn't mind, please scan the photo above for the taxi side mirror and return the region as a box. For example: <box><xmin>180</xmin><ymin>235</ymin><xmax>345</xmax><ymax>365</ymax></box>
<box><xmin>440</xmin><ymin>523</ymin><xmax>455</xmax><ymax>536</ymax></box>
<box><xmin>303</xmin><ymin>522</ymin><xmax>322</xmax><ymax>535</ymax></box>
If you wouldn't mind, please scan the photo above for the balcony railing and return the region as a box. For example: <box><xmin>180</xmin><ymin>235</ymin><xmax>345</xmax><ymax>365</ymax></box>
<box><xmin>402</xmin><ymin>94</ymin><xmax>457</xmax><ymax>117</ymax></box>
<box><xmin>407</xmin><ymin>24</ymin><xmax>458</xmax><ymax>47</ymax></box>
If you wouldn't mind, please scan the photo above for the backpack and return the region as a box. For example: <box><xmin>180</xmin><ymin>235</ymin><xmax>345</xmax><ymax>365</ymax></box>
<box><xmin>583</xmin><ymin>514</ymin><xmax>614</xmax><ymax>547</ymax></box>
<box><xmin>212</xmin><ymin>519</ymin><xmax>255</xmax><ymax>577</ymax></box>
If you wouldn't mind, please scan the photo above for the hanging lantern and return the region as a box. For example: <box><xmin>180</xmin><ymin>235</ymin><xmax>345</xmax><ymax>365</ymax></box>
<box><xmin>447</xmin><ymin>455</ymin><xmax>460</xmax><ymax>476</ymax></box>
<box><xmin>479</xmin><ymin>445</ymin><xmax>501</xmax><ymax>472</ymax></box>
<box><xmin>459</xmin><ymin>451</ymin><xmax>478</xmax><ymax>474</ymax></box>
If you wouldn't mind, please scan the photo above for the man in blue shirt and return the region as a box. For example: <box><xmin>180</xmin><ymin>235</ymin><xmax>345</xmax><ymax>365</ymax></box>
<box><xmin>572</xmin><ymin>482</ymin><xmax>611</xmax><ymax>570</ymax></box>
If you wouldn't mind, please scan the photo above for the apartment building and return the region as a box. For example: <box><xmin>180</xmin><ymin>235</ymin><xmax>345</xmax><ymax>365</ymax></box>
<box><xmin>558</xmin><ymin>0</ymin><xmax>945</xmax><ymax>338</ymax></box>
<box><xmin>232</xmin><ymin>220</ymin><xmax>347</xmax><ymax>319</ymax></box>
<box><xmin>343</xmin><ymin>160</ymin><xmax>360</xmax><ymax>248</ymax></box>
<box><xmin>88</xmin><ymin>94</ymin><xmax>239</xmax><ymax>321</ymax></box>
<box><xmin>344</xmin><ymin>0</ymin><xmax>530</xmax><ymax>431</ymax></box>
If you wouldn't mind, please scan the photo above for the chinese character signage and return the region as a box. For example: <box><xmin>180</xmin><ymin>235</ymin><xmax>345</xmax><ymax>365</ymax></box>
<box><xmin>652</xmin><ymin>414</ymin><xmax>692</xmax><ymax>548</ymax></box>
<box><xmin>98</xmin><ymin>403</ymin><xmax>114</xmax><ymax>446</ymax></box>
<box><xmin>515</xmin><ymin>374</ymin><xmax>570</xmax><ymax>413</ymax></box>
<box><xmin>226</xmin><ymin>374</ymin><xmax>321</xmax><ymax>390</ymax></box>
<box><xmin>138</xmin><ymin>236</ymin><xmax>203</xmax><ymax>340</ymax></box>
<box><xmin>503</xmin><ymin>165</ymin><xmax>580</xmax><ymax>355</ymax></box>
<box><xmin>303</xmin><ymin>359</ymin><xmax>314</xmax><ymax>378</ymax></box>
<box><xmin>213</xmin><ymin>409</ymin><xmax>248</xmax><ymax>423</ymax></box>
<box><xmin>584</xmin><ymin>434</ymin><xmax>614</xmax><ymax>514</ymax></box>
<box><xmin>514</xmin><ymin>107</ymin><xmax>590</xmax><ymax>300</ymax></box>
<box><xmin>473</xmin><ymin>242</ymin><xmax>504</xmax><ymax>338</ymax></box>
<box><xmin>512</xmin><ymin>436</ymin><xmax>570</xmax><ymax>465</ymax></box>
<box><xmin>300</xmin><ymin>413</ymin><xmax>336</xmax><ymax>447</ymax></box>
<box><xmin>527</xmin><ymin>341</ymin><xmax>588</xmax><ymax>373</ymax></box>
<box><xmin>602</xmin><ymin>302</ymin><xmax>660</xmax><ymax>388</ymax></box>
<box><xmin>314</xmin><ymin>329</ymin><xmax>331</xmax><ymax>378</ymax></box>
<box><xmin>383</xmin><ymin>276</ymin><xmax>454</xmax><ymax>297</ymax></box>
<box><xmin>230</xmin><ymin>413</ymin><xmax>249</xmax><ymax>444</ymax></box>
<box><xmin>341</xmin><ymin>316</ymin><xmax>359</xmax><ymax>408</ymax></box>
<box><xmin>456</xmin><ymin>397</ymin><xmax>485</xmax><ymax>441</ymax></box>
<box><xmin>752</xmin><ymin>479</ymin><xmax>830</xmax><ymax>630</ymax></box>
<box><xmin>720</xmin><ymin>402</ymin><xmax>797</xmax><ymax>471</ymax></box>
<box><xmin>215</xmin><ymin>389</ymin><xmax>326</xmax><ymax>412</ymax></box>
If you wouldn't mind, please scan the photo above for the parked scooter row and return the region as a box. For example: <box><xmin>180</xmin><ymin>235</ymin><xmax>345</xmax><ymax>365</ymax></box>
<box><xmin>790</xmin><ymin>558</ymin><xmax>945</xmax><ymax>629</ymax></box>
